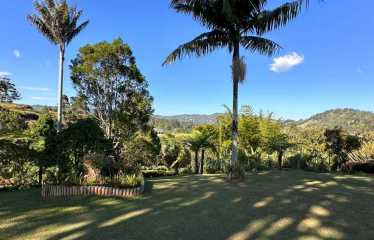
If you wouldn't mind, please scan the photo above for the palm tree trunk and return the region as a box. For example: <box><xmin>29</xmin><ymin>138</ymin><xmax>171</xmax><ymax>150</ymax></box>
<box><xmin>231</xmin><ymin>41</ymin><xmax>240</xmax><ymax>171</ymax></box>
<box><xmin>200</xmin><ymin>149</ymin><xmax>205</xmax><ymax>174</ymax></box>
<box><xmin>38</xmin><ymin>166</ymin><xmax>43</xmax><ymax>184</ymax></box>
<box><xmin>194</xmin><ymin>150</ymin><xmax>199</xmax><ymax>174</ymax></box>
<box><xmin>278</xmin><ymin>151</ymin><xmax>283</xmax><ymax>170</ymax></box>
<box><xmin>57</xmin><ymin>45</ymin><xmax>65</xmax><ymax>131</ymax></box>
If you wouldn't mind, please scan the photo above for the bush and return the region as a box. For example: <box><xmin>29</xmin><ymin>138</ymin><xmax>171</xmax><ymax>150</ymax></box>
<box><xmin>141</xmin><ymin>169</ymin><xmax>177</xmax><ymax>178</ymax></box>
<box><xmin>107</xmin><ymin>174</ymin><xmax>143</xmax><ymax>188</ymax></box>
<box><xmin>178</xmin><ymin>167</ymin><xmax>193</xmax><ymax>175</ymax></box>
<box><xmin>205</xmin><ymin>158</ymin><xmax>225</xmax><ymax>174</ymax></box>
<box><xmin>0</xmin><ymin>108</ymin><xmax>26</xmax><ymax>132</ymax></box>
<box><xmin>286</xmin><ymin>154</ymin><xmax>308</xmax><ymax>169</ymax></box>
<box><xmin>342</xmin><ymin>161</ymin><xmax>374</xmax><ymax>174</ymax></box>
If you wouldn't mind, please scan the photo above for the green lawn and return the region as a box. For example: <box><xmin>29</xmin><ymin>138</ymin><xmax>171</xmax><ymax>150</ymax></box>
<box><xmin>1</xmin><ymin>171</ymin><xmax>374</xmax><ymax>240</ymax></box>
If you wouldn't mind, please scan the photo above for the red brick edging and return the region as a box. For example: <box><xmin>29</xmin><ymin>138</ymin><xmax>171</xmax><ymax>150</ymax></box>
<box><xmin>41</xmin><ymin>181</ymin><xmax>145</xmax><ymax>199</ymax></box>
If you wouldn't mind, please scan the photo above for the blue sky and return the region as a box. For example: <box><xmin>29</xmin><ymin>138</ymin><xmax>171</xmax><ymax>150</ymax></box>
<box><xmin>0</xmin><ymin>0</ymin><xmax>373</xmax><ymax>120</ymax></box>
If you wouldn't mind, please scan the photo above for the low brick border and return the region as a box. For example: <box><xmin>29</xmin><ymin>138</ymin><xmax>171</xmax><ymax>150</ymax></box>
<box><xmin>41</xmin><ymin>180</ymin><xmax>145</xmax><ymax>199</ymax></box>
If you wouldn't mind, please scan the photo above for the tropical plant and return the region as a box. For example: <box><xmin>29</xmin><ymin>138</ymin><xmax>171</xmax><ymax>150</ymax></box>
<box><xmin>324</xmin><ymin>128</ymin><xmax>361</xmax><ymax>171</ymax></box>
<box><xmin>28</xmin><ymin>0</ymin><xmax>89</xmax><ymax>130</ymax></box>
<box><xmin>0</xmin><ymin>75</ymin><xmax>21</xmax><ymax>103</ymax></box>
<box><xmin>183</xmin><ymin>129</ymin><xmax>216</xmax><ymax>174</ymax></box>
<box><xmin>163</xmin><ymin>0</ymin><xmax>306</xmax><ymax>175</ymax></box>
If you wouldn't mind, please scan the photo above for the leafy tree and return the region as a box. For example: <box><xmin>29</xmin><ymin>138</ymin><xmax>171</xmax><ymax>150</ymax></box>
<box><xmin>70</xmin><ymin>38</ymin><xmax>153</xmax><ymax>147</ymax></box>
<box><xmin>122</xmin><ymin>129</ymin><xmax>161</xmax><ymax>168</ymax></box>
<box><xmin>57</xmin><ymin>118</ymin><xmax>108</xmax><ymax>181</ymax></box>
<box><xmin>163</xmin><ymin>0</ymin><xmax>306</xmax><ymax>174</ymax></box>
<box><xmin>0</xmin><ymin>75</ymin><xmax>21</xmax><ymax>103</ymax></box>
<box><xmin>28</xmin><ymin>0</ymin><xmax>89</xmax><ymax>130</ymax></box>
<box><xmin>27</xmin><ymin>114</ymin><xmax>57</xmax><ymax>183</ymax></box>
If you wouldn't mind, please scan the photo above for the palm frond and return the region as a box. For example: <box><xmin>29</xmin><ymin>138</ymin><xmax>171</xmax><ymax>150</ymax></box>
<box><xmin>253</xmin><ymin>0</ymin><xmax>304</xmax><ymax>35</ymax></box>
<box><xmin>27</xmin><ymin>15</ymin><xmax>57</xmax><ymax>44</ymax></box>
<box><xmin>240</xmin><ymin>36</ymin><xmax>281</xmax><ymax>56</ymax></box>
<box><xmin>28</xmin><ymin>0</ymin><xmax>88</xmax><ymax>47</ymax></box>
<box><xmin>163</xmin><ymin>30</ymin><xmax>229</xmax><ymax>66</ymax></box>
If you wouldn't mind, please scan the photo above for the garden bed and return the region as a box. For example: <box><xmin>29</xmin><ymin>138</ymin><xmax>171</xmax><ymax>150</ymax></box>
<box><xmin>41</xmin><ymin>180</ymin><xmax>145</xmax><ymax>199</ymax></box>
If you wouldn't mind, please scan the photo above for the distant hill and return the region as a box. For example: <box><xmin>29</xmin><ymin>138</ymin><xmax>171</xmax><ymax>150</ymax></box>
<box><xmin>292</xmin><ymin>108</ymin><xmax>374</xmax><ymax>133</ymax></box>
<box><xmin>154</xmin><ymin>113</ymin><xmax>223</xmax><ymax>125</ymax></box>
<box><xmin>2</xmin><ymin>103</ymin><xmax>373</xmax><ymax>134</ymax></box>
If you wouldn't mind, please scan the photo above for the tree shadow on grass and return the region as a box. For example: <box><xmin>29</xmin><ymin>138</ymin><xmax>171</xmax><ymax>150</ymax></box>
<box><xmin>1</xmin><ymin>171</ymin><xmax>374</xmax><ymax>240</ymax></box>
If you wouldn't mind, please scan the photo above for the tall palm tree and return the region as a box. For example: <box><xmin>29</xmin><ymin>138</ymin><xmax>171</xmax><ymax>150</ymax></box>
<box><xmin>28</xmin><ymin>0</ymin><xmax>89</xmax><ymax>130</ymax></box>
<box><xmin>163</xmin><ymin>0</ymin><xmax>306</xmax><ymax>176</ymax></box>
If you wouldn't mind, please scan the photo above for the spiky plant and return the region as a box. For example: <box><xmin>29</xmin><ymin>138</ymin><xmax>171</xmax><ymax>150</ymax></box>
<box><xmin>163</xmin><ymin>0</ymin><xmax>307</xmax><ymax>177</ymax></box>
<box><xmin>28</xmin><ymin>0</ymin><xmax>89</xmax><ymax>130</ymax></box>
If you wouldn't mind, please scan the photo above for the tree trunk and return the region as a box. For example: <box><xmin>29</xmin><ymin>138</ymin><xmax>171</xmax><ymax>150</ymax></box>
<box><xmin>231</xmin><ymin>41</ymin><xmax>240</xmax><ymax>176</ymax></box>
<box><xmin>38</xmin><ymin>166</ymin><xmax>43</xmax><ymax>184</ymax></box>
<box><xmin>57</xmin><ymin>45</ymin><xmax>65</xmax><ymax>131</ymax></box>
<box><xmin>200</xmin><ymin>149</ymin><xmax>205</xmax><ymax>174</ymax></box>
<box><xmin>194</xmin><ymin>150</ymin><xmax>199</xmax><ymax>174</ymax></box>
<box><xmin>278</xmin><ymin>151</ymin><xmax>283</xmax><ymax>170</ymax></box>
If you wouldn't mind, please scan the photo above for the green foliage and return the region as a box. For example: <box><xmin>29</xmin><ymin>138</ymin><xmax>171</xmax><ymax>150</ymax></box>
<box><xmin>0</xmin><ymin>108</ymin><xmax>26</xmax><ymax>132</ymax></box>
<box><xmin>70</xmin><ymin>38</ymin><xmax>153</xmax><ymax>145</ymax></box>
<box><xmin>141</xmin><ymin>169</ymin><xmax>177</xmax><ymax>178</ymax></box>
<box><xmin>106</xmin><ymin>174</ymin><xmax>143</xmax><ymax>188</ymax></box>
<box><xmin>0</xmin><ymin>76</ymin><xmax>21</xmax><ymax>103</ymax></box>
<box><xmin>121</xmin><ymin>129</ymin><xmax>161</xmax><ymax>168</ymax></box>
<box><xmin>161</xmin><ymin>138</ymin><xmax>181</xmax><ymax>169</ymax></box>
<box><xmin>56</xmin><ymin>118</ymin><xmax>109</xmax><ymax>182</ymax></box>
<box><xmin>27</xmin><ymin>0</ymin><xmax>89</xmax><ymax>47</ymax></box>
<box><xmin>0</xmin><ymin>139</ymin><xmax>37</xmax><ymax>185</ymax></box>
<box><xmin>324</xmin><ymin>128</ymin><xmax>361</xmax><ymax>171</ymax></box>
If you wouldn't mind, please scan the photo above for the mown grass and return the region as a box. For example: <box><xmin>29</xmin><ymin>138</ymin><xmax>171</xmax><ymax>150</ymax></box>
<box><xmin>1</xmin><ymin>170</ymin><xmax>374</xmax><ymax>240</ymax></box>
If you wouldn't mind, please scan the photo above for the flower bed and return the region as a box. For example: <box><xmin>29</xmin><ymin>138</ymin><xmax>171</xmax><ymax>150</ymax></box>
<box><xmin>41</xmin><ymin>179</ymin><xmax>145</xmax><ymax>199</ymax></box>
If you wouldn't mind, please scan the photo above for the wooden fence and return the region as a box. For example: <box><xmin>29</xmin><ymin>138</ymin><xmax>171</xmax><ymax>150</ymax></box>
<box><xmin>41</xmin><ymin>182</ymin><xmax>145</xmax><ymax>199</ymax></box>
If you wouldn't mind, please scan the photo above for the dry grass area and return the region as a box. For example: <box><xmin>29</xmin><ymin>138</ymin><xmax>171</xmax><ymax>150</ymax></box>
<box><xmin>1</xmin><ymin>170</ymin><xmax>374</xmax><ymax>240</ymax></box>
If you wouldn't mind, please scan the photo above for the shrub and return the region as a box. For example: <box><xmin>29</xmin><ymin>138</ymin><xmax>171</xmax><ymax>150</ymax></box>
<box><xmin>286</xmin><ymin>154</ymin><xmax>308</xmax><ymax>169</ymax></box>
<box><xmin>342</xmin><ymin>161</ymin><xmax>374</xmax><ymax>174</ymax></box>
<box><xmin>0</xmin><ymin>108</ymin><xmax>26</xmax><ymax>131</ymax></box>
<box><xmin>205</xmin><ymin>158</ymin><xmax>225</xmax><ymax>174</ymax></box>
<box><xmin>107</xmin><ymin>174</ymin><xmax>143</xmax><ymax>188</ymax></box>
<box><xmin>141</xmin><ymin>169</ymin><xmax>177</xmax><ymax>178</ymax></box>
<box><xmin>178</xmin><ymin>167</ymin><xmax>193</xmax><ymax>175</ymax></box>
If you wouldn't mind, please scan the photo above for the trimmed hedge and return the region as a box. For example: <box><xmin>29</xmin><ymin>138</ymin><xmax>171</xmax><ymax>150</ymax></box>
<box><xmin>344</xmin><ymin>161</ymin><xmax>374</xmax><ymax>174</ymax></box>
<box><xmin>141</xmin><ymin>170</ymin><xmax>177</xmax><ymax>178</ymax></box>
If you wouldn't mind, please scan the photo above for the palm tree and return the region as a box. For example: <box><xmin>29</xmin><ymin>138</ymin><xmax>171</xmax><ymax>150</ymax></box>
<box><xmin>28</xmin><ymin>0</ymin><xmax>89</xmax><ymax>130</ymax></box>
<box><xmin>163</xmin><ymin>0</ymin><xmax>306</xmax><ymax>177</ymax></box>
<box><xmin>184</xmin><ymin>130</ymin><xmax>216</xmax><ymax>174</ymax></box>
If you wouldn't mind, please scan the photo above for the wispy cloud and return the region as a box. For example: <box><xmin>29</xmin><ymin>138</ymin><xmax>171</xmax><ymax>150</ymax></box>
<box><xmin>270</xmin><ymin>52</ymin><xmax>304</xmax><ymax>72</ymax></box>
<box><xmin>13</xmin><ymin>49</ymin><xmax>21</xmax><ymax>58</ymax></box>
<box><xmin>0</xmin><ymin>71</ymin><xmax>12</xmax><ymax>76</ymax></box>
<box><xmin>356</xmin><ymin>67</ymin><xmax>364</xmax><ymax>74</ymax></box>
<box><xmin>31</xmin><ymin>96</ymin><xmax>56</xmax><ymax>101</ymax></box>
<box><xmin>21</xmin><ymin>86</ymin><xmax>51</xmax><ymax>92</ymax></box>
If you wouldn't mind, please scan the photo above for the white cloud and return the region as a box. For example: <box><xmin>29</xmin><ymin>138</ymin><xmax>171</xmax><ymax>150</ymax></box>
<box><xmin>31</xmin><ymin>96</ymin><xmax>56</xmax><ymax>101</ymax></box>
<box><xmin>270</xmin><ymin>52</ymin><xmax>304</xmax><ymax>72</ymax></box>
<box><xmin>0</xmin><ymin>72</ymin><xmax>12</xmax><ymax>76</ymax></box>
<box><xmin>13</xmin><ymin>49</ymin><xmax>21</xmax><ymax>58</ymax></box>
<box><xmin>21</xmin><ymin>86</ymin><xmax>50</xmax><ymax>92</ymax></box>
